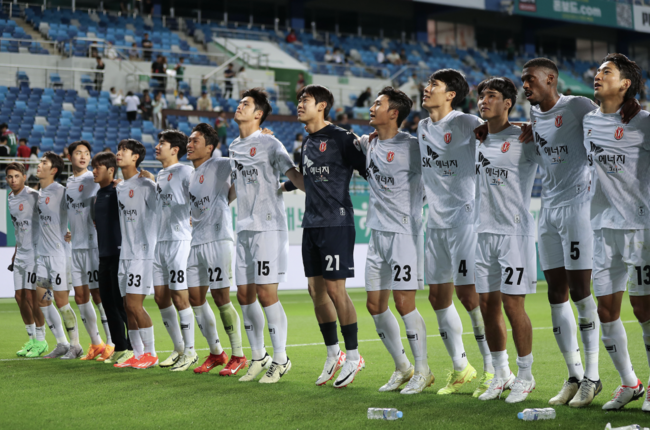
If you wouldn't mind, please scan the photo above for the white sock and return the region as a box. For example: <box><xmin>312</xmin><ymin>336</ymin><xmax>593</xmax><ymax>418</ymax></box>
<box><xmin>435</xmin><ymin>304</ymin><xmax>467</xmax><ymax>371</ymax></box>
<box><xmin>96</xmin><ymin>303</ymin><xmax>113</xmax><ymax>347</ymax></box>
<box><xmin>264</xmin><ymin>301</ymin><xmax>288</xmax><ymax>364</ymax></box>
<box><xmin>575</xmin><ymin>295</ymin><xmax>600</xmax><ymax>381</ymax></box>
<box><xmin>516</xmin><ymin>353</ymin><xmax>534</xmax><ymax>381</ymax></box>
<box><xmin>551</xmin><ymin>301</ymin><xmax>584</xmax><ymax>380</ymax></box>
<box><xmin>35</xmin><ymin>325</ymin><xmax>46</xmax><ymax>341</ymax></box>
<box><xmin>468</xmin><ymin>306</ymin><xmax>494</xmax><ymax>373</ymax></box>
<box><xmin>327</xmin><ymin>344</ymin><xmax>340</xmax><ymax>358</ymax></box>
<box><xmin>640</xmin><ymin>319</ymin><xmax>650</xmax><ymax>369</ymax></box>
<box><xmin>193</xmin><ymin>301</ymin><xmax>223</xmax><ymax>355</ymax></box>
<box><xmin>492</xmin><ymin>350</ymin><xmax>510</xmax><ymax>379</ymax></box>
<box><xmin>372</xmin><ymin>308</ymin><xmax>410</xmax><ymax>372</ymax></box>
<box><xmin>129</xmin><ymin>329</ymin><xmax>144</xmax><ymax>358</ymax></box>
<box><xmin>41</xmin><ymin>304</ymin><xmax>68</xmax><ymax>345</ymax></box>
<box><xmin>78</xmin><ymin>301</ymin><xmax>102</xmax><ymax>345</ymax></box>
<box><xmin>140</xmin><ymin>326</ymin><xmax>156</xmax><ymax>356</ymax></box>
<box><xmin>26</xmin><ymin>323</ymin><xmax>36</xmax><ymax>340</ymax></box>
<box><xmin>179</xmin><ymin>308</ymin><xmax>195</xmax><ymax>355</ymax></box>
<box><xmin>160</xmin><ymin>305</ymin><xmax>184</xmax><ymax>354</ymax></box>
<box><xmin>241</xmin><ymin>301</ymin><xmax>266</xmax><ymax>360</ymax></box>
<box><xmin>402</xmin><ymin>309</ymin><xmax>429</xmax><ymax>374</ymax></box>
<box><xmin>601</xmin><ymin>318</ymin><xmax>637</xmax><ymax>386</ymax></box>
<box><xmin>346</xmin><ymin>348</ymin><xmax>360</xmax><ymax>361</ymax></box>
<box><xmin>218</xmin><ymin>302</ymin><xmax>243</xmax><ymax>357</ymax></box>
<box><xmin>59</xmin><ymin>304</ymin><xmax>80</xmax><ymax>347</ymax></box>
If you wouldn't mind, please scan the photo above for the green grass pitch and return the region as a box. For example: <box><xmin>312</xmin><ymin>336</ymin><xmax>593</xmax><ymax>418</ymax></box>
<box><xmin>0</xmin><ymin>283</ymin><xmax>648</xmax><ymax>429</ymax></box>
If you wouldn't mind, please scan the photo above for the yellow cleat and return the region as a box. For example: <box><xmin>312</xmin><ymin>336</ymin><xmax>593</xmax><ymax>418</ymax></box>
<box><xmin>96</xmin><ymin>344</ymin><xmax>115</xmax><ymax>362</ymax></box>
<box><xmin>81</xmin><ymin>343</ymin><xmax>106</xmax><ymax>361</ymax></box>
<box><xmin>105</xmin><ymin>349</ymin><xmax>132</xmax><ymax>365</ymax></box>
<box><xmin>473</xmin><ymin>371</ymin><xmax>495</xmax><ymax>398</ymax></box>
<box><xmin>437</xmin><ymin>363</ymin><xmax>478</xmax><ymax>395</ymax></box>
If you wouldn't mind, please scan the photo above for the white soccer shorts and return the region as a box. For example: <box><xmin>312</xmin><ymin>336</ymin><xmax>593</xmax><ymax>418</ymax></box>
<box><xmin>235</xmin><ymin>230</ymin><xmax>288</xmax><ymax>286</ymax></box>
<box><xmin>35</xmin><ymin>255</ymin><xmax>70</xmax><ymax>292</ymax></box>
<box><xmin>475</xmin><ymin>233</ymin><xmax>538</xmax><ymax>295</ymax></box>
<box><xmin>593</xmin><ymin>228</ymin><xmax>650</xmax><ymax>297</ymax></box>
<box><xmin>187</xmin><ymin>239</ymin><xmax>233</xmax><ymax>290</ymax></box>
<box><xmin>538</xmin><ymin>201</ymin><xmax>593</xmax><ymax>271</ymax></box>
<box><xmin>71</xmin><ymin>248</ymin><xmax>100</xmax><ymax>289</ymax></box>
<box><xmin>13</xmin><ymin>257</ymin><xmax>37</xmax><ymax>291</ymax></box>
<box><xmin>118</xmin><ymin>259</ymin><xmax>154</xmax><ymax>296</ymax></box>
<box><xmin>154</xmin><ymin>240</ymin><xmax>192</xmax><ymax>291</ymax></box>
<box><xmin>365</xmin><ymin>230</ymin><xmax>424</xmax><ymax>292</ymax></box>
<box><xmin>425</xmin><ymin>225</ymin><xmax>477</xmax><ymax>286</ymax></box>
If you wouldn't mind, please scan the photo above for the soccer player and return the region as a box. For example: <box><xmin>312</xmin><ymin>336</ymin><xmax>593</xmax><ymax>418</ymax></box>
<box><xmin>113</xmin><ymin>139</ymin><xmax>159</xmax><ymax>369</ymax></box>
<box><xmin>65</xmin><ymin>140</ymin><xmax>113</xmax><ymax>361</ymax></box>
<box><xmin>7</xmin><ymin>162</ymin><xmax>48</xmax><ymax>358</ymax></box>
<box><xmin>283</xmin><ymin>85</ymin><xmax>367</xmax><ymax>388</ymax></box>
<box><xmin>186</xmin><ymin>123</ymin><xmax>244</xmax><ymax>375</ymax></box>
<box><xmin>358</xmin><ymin>87</ymin><xmax>431</xmax><ymax>394</ymax></box>
<box><xmin>582</xmin><ymin>54</ymin><xmax>650</xmax><ymax>412</ymax></box>
<box><xmin>139</xmin><ymin>130</ymin><xmax>198</xmax><ymax>371</ymax></box>
<box><xmin>418</xmin><ymin>69</ymin><xmax>493</xmax><ymax>396</ymax></box>
<box><xmin>230</xmin><ymin>89</ymin><xmax>304</xmax><ymax>382</ymax></box>
<box><xmin>474</xmin><ymin>77</ymin><xmax>539</xmax><ymax>403</ymax></box>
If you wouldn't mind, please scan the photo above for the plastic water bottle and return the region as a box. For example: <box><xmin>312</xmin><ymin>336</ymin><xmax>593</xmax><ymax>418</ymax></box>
<box><xmin>517</xmin><ymin>408</ymin><xmax>556</xmax><ymax>421</ymax></box>
<box><xmin>367</xmin><ymin>408</ymin><xmax>403</xmax><ymax>420</ymax></box>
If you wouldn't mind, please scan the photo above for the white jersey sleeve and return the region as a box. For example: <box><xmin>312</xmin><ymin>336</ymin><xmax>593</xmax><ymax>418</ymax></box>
<box><xmin>8</xmin><ymin>187</ymin><xmax>40</xmax><ymax>261</ymax></box>
<box><xmin>116</xmin><ymin>175</ymin><xmax>159</xmax><ymax>260</ymax></box>
<box><xmin>66</xmin><ymin>171</ymin><xmax>99</xmax><ymax>250</ymax></box>
<box><xmin>37</xmin><ymin>182</ymin><xmax>69</xmax><ymax>256</ymax></box>
<box><xmin>155</xmin><ymin>163</ymin><xmax>193</xmax><ymax>242</ymax></box>
<box><xmin>583</xmin><ymin>109</ymin><xmax>650</xmax><ymax>230</ymax></box>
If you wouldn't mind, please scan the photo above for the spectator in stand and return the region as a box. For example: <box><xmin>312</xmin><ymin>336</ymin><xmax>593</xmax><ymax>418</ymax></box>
<box><xmin>26</xmin><ymin>146</ymin><xmax>39</xmax><ymax>184</ymax></box>
<box><xmin>95</xmin><ymin>56</ymin><xmax>105</xmax><ymax>90</ymax></box>
<box><xmin>152</xmin><ymin>92</ymin><xmax>165</xmax><ymax>129</ymax></box>
<box><xmin>143</xmin><ymin>0</ymin><xmax>153</xmax><ymax>15</ymax></box>
<box><xmin>223</xmin><ymin>64</ymin><xmax>235</xmax><ymax>99</ymax></box>
<box><xmin>105</xmin><ymin>41</ymin><xmax>118</xmax><ymax>60</ymax></box>
<box><xmin>109</xmin><ymin>87</ymin><xmax>123</xmax><ymax>105</ymax></box>
<box><xmin>583</xmin><ymin>65</ymin><xmax>597</xmax><ymax>83</ymax></box>
<box><xmin>141</xmin><ymin>33</ymin><xmax>153</xmax><ymax>61</ymax></box>
<box><xmin>123</xmin><ymin>91</ymin><xmax>140</xmax><ymax>122</ymax></box>
<box><xmin>17</xmin><ymin>138</ymin><xmax>30</xmax><ymax>158</ymax></box>
<box><xmin>175</xmin><ymin>57</ymin><xmax>185</xmax><ymax>90</ymax></box>
<box><xmin>214</xmin><ymin>109</ymin><xmax>229</xmax><ymax>155</ymax></box>
<box><xmin>0</xmin><ymin>135</ymin><xmax>9</xmax><ymax>157</ymax></box>
<box><xmin>175</xmin><ymin>91</ymin><xmax>190</xmax><ymax>109</ymax></box>
<box><xmin>161</xmin><ymin>56</ymin><xmax>168</xmax><ymax>89</ymax></box>
<box><xmin>377</xmin><ymin>48</ymin><xmax>386</xmax><ymax>64</ymax></box>
<box><xmin>337</xmin><ymin>113</ymin><xmax>352</xmax><ymax>132</ymax></box>
<box><xmin>140</xmin><ymin>93</ymin><xmax>153</xmax><ymax>121</ymax></box>
<box><xmin>400</xmin><ymin>49</ymin><xmax>408</xmax><ymax>64</ymax></box>
<box><xmin>295</xmin><ymin>72</ymin><xmax>306</xmax><ymax>95</ymax></box>
<box><xmin>333</xmin><ymin>48</ymin><xmax>344</xmax><ymax>64</ymax></box>
<box><xmin>292</xmin><ymin>133</ymin><xmax>303</xmax><ymax>164</ymax></box>
<box><xmin>129</xmin><ymin>42</ymin><xmax>139</xmax><ymax>60</ymax></box>
<box><xmin>0</xmin><ymin>123</ymin><xmax>17</xmax><ymax>155</ymax></box>
<box><xmin>386</xmin><ymin>49</ymin><xmax>401</xmax><ymax>65</ymax></box>
<box><xmin>324</xmin><ymin>49</ymin><xmax>334</xmax><ymax>63</ymax></box>
<box><xmin>355</xmin><ymin>87</ymin><xmax>372</xmax><ymax>107</ymax></box>
<box><xmin>286</xmin><ymin>29</ymin><xmax>297</xmax><ymax>43</ymax></box>
<box><xmin>197</xmin><ymin>91</ymin><xmax>212</xmax><ymax>111</ymax></box>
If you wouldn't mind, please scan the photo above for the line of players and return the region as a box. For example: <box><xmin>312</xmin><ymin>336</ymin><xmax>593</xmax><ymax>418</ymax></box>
<box><xmin>6</xmin><ymin>53</ymin><xmax>650</xmax><ymax>410</ymax></box>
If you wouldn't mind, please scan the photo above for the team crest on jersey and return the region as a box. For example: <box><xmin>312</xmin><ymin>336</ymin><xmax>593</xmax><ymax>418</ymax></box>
<box><xmin>587</xmin><ymin>129</ymin><xmax>592</xmax><ymax>136</ymax></box>
<box><xmin>199</xmin><ymin>175</ymin><xmax>204</xmax><ymax>184</ymax></box>
<box><xmin>319</xmin><ymin>141</ymin><xmax>327</xmax><ymax>152</ymax></box>
<box><xmin>555</xmin><ymin>115</ymin><xmax>562</xmax><ymax>128</ymax></box>
<box><xmin>45</xmin><ymin>197</ymin><xmax>50</xmax><ymax>205</ymax></box>
<box><xmin>129</xmin><ymin>190</ymin><xmax>134</xmax><ymax>198</ymax></box>
<box><xmin>78</xmin><ymin>185</ymin><xmax>84</xmax><ymax>192</ymax></box>
<box><xmin>386</xmin><ymin>151</ymin><xmax>395</xmax><ymax>162</ymax></box>
<box><xmin>19</xmin><ymin>203</ymin><xmax>23</xmax><ymax>211</ymax></box>
<box><xmin>444</xmin><ymin>133</ymin><xmax>452</xmax><ymax>144</ymax></box>
<box><xmin>167</xmin><ymin>173</ymin><xmax>173</xmax><ymax>181</ymax></box>
<box><xmin>250</xmin><ymin>147</ymin><xmax>257</xmax><ymax>157</ymax></box>
<box><xmin>501</xmin><ymin>142</ymin><xmax>511</xmax><ymax>153</ymax></box>
<box><xmin>615</xmin><ymin>127</ymin><xmax>624</xmax><ymax>140</ymax></box>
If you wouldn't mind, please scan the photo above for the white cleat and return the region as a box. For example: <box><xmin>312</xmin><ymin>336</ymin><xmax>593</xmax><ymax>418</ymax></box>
<box><xmin>643</xmin><ymin>382</ymin><xmax>650</xmax><ymax>412</ymax></box>
<box><xmin>333</xmin><ymin>355</ymin><xmax>365</xmax><ymax>388</ymax></box>
<box><xmin>44</xmin><ymin>343</ymin><xmax>70</xmax><ymax>359</ymax></box>
<box><xmin>548</xmin><ymin>377</ymin><xmax>580</xmax><ymax>405</ymax></box>
<box><xmin>60</xmin><ymin>344</ymin><xmax>83</xmax><ymax>360</ymax></box>
<box><xmin>170</xmin><ymin>352</ymin><xmax>199</xmax><ymax>372</ymax></box>
<box><xmin>478</xmin><ymin>372</ymin><xmax>516</xmax><ymax>401</ymax></box>
<box><xmin>505</xmin><ymin>376</ymin><xmax>536</xmax><ymax>403</ymax></box>
<box><xmin>240</xmin><ymin>353</ymin><xmax>272</xmax><ymax>382</ymax></box>
<box><xmin>379</xmin><ymin>365</ymin><xmax>414</xmax><ymax>392</ymax></box>
<box><xmin>259</xmin><ymin>358</ymin><xmax>292</xmax><ymax>384</ymax></box>
<box><xmin>400</xmin><ymin>370</ymin><xmax>435</xmax><ymax>395</ymax></box>
<box><xmin>159</xmin><ymin>351</ymin><xmax>180</xmax><ymax>368</ymax></box>
<box><xmin>602</xmin><ymin>380</ymin><xmax>644</xmax><ymax>411</ymax></box>
<box><xmin>569</xmin><ymin>378</ymin><xmax>602</xmax><ymax>408</ymax></box>
<box><xmin>316</xmin><ymin>350</ymin><xmax>346</xmax><ymax>386</ymax></box>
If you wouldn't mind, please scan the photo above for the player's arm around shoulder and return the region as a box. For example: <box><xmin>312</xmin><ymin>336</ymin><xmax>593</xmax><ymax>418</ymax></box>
<box><xmin>139</xmin><ymin>169</ymin><xmax>156</xmax><ymax>181</ymax></box>
<box><xmin>339</xmin><ymin>129</ymin><xmax>368</xmax><ymax>179</ymax></box>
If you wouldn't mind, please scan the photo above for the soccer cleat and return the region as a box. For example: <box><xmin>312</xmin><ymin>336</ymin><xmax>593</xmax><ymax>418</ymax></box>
<box><xmin>60</xmin><ymin>344</ymin><xmax>84</xmax><ymax>360</ymax></box>
<box><xmin>26</xmin><ymin>340</ymin><xmax>49</xmax><ymax>358</ymax></box>
<box><xmin>81</xmin><ymin>343</ymin><xmax>106</xmax><ymax>361</ymax></box>
<box><xmin>506</xmin><ymin>377</ymin><xmax>536</xmax><ymax>403</ymax></box>
<box><xmin>437</xmin><ymin>363</ymin><xmax>477</xmax><ymax>395</ymax></box>
<box><xmin>193</xmin><ymin>351</ymin><xmax>228</xmax><ymax>374</ymax></box>
<box><xmin>96</xmin><ymin>344</ymin><xmax>115</xmax><ymax>362</ymax></box>
<box><xmin>114</xmin><ymin>355</ymin><xmax>139</xmax><ymax>368</ymax></box>
<box><xmin>259</xmin><ymin>358</ymin><xmax>292</xmax><ymax>384</ymax></box>
<box><xmin>333</xmin><ymin>355</ymin><xmax>365</xmax><ymax>388</ymax></box>
<box><xmin>17</xmin><ymin>339</ymin><xmax>35</xmax><ymax>356</ymax></box>
<box><xmin>316</xmin><ymin>350</ymin><xmax>346</xmax><ymax>386</ymax></box>
<box><xmin>478</xmin><ymin>371</ymin><xmax>516</xmax><ymax>401</ymax></box>
<box><xmin>643</xmin><ymin>382</ymin><xmax>650</xmax><ymax>412</ymax></box>
<box><xmin>105</xmin><ymin>350</ymin><xmax>132</xmax><ymax>365</ymax></box>
<box><xmin>549</xmin><ymin>377</ymin><xmax>581</xmax><ymax>405</ymax></box>
<box><xmin>379</xmin><ymin>365</ymin><xmax>414</xmax><ymax>392</ymax></box>
<box><xmin>133</xmin><ymin>353</ymin><xmax>159</xmax><ymax>369</ymax></box>
<box><xmin>44</xmin><ymin>343</ymin><xmax>70</xmax><ymax>359</ymax></box>
<box><xmin>219</xmin><ymin>355</ymin><xmax>248</xmax><ymax>376</ymax></box>
<box><xmin>602</xmin><ymin>380</ymin><xmax>644</xmax><ymax>410</ymax></box>
<box><xmin>569</xmin><ymin>378</ymin><xmax>602</xmax><ymax>408</ymax></box>
<box><xmin>473</xmin><ymin>372</ymin><xmax>494</xmax><ymax>398</ymax></box>
<box><xmin>401</xmin><ymin>370</ymin><xmax>435</xmax><ymax>395</ymax></box>
<box><xmin>159</xmin><ymin>351</ymin><xmax>181</xmax><ymax>368</ymax></box>
<box><xmin>240</xmin><ymin>353</ymin><xmax>272</xmax><ymax>382</ymax></box>
<box><xmin>171</xmin><ymin>352</ymin><xmax>199</xmax><ymax>372</ymax></box>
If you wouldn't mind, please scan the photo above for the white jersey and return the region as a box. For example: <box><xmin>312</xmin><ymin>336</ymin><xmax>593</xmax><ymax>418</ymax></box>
<box><xmin>116</xmin><ymin>175</ymin><xmax>158</xmax><ymax>260</ymax></box>
<box><xmin>476</xmin><ymin>125</ymin><xmax>539</xmax><ymax>236</ymax></box>
<box><xmin>156</xmin><ymin>163</ymin><xmax>193</xmax><ymax>242</ymax></box>
<box><xmin>418</xmin><ymin>110</ymin><xmax>482</xmax><ymax>229</ymax></box>
<box><xmin>229</xmin><ymin>130</ymin><xmax>295</xmax><ymax>232</ymax></box>
<box><xmin>188</xmin><ymin>156</ymin><xmax>234</xmax><ymax>246</ymax></box>
<box><xmin>37</xmin><ymin>182</ymin><xmax>69</xmax><ymax>256</ymax></box>
<box><xmin>66</xmin><ymin>171</ymin><xmax>99</xmax><ymax>250</ymax></box>
<box><xmin>359</xmin><ymin>131</ymin><xmax>424</xmax><ymax>235</ymax></box>
<box><xmin>530</xmin><ymin>95</ymin><xmax>597</xmax><ymax>208</ymax></box>
<box><xmin>583</xmin><ymin>109</ymin><xmax>650</xmax><ymax>230</ymax></box>
<box><xmin>8</xmin><ymin>187</ymin><xmax>39</xmax><ymax>261</ymax></box>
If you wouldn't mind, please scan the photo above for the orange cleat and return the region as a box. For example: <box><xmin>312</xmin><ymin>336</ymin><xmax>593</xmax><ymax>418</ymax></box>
<box><xmin>132</xmin><ymin>353</ymin><xmax>159</xmax><ymax>369</ymax></box>
<box><xmin>96</xmin><ymin>344</ymin><xmax>115</xmax><ymax>362</ymax></box>
<box><xmin>114</xmin><ymin>355</ymin><xmax>139</xmax><ymax>368</ymax></box>
<box><xmin>219</xmin><ymin>355</ymin><xmax>248</xmax><ymax>376</ymax></box>
<box><xmin>193</xmin><ymin>351</ymin><xmax>228</xmax><ymax>374</ymax></box>
<box><xmin>80</xmin><ymin>343</ymin><xmax>106</xmax><ymax>361</ymax></box>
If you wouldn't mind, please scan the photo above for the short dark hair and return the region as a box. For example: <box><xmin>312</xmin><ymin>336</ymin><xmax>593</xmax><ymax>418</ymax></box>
<box><xmin>297</xmin><ymin>84</ymin><xmax>334</xmax><ymax>119</ymax></box>
<box><xmin>522</xmin><ymin>58</ymin><xmax>559</xmax><ymax>76</ymax></box>
<box><xmin>43</xmin><ymin>151</ymin><xmax>64</xmax><ymax>179</ymax></box>
<box><xmin>601</xmin><ymin>53</ymin><xmax>643</xmax><ymax>100</ymax></box>
<box><xmin>30</xmin><ymin>146</ymin><xmax>38</xmax><ymax>156</ymax></box>
<box><xmin>0</xmin><ymin>123</ymin><xmax>7</xmax><ymax>130</ymax></box>
<box><xmin>68</xmin><ymin>140</ymin><xmax>92</xmax><ymax>155</ymax></box>
<box><xmin>242</xmin><ymin>87</ymin><xmax>272</xmax><ymax>125</ymax></box>
<box><xmin>91</xmin><ymin>152</ymin><xmax>117</xmax><ymax>177</ymax></box>
<box><xmin>5</xmin><ymin>162</ymin><xmax>26</xmax><ymax>175</ymax></box>
<box><xmin>158</xmin><ymin>129</ymin><xmax>188</xmax><ymax>158</ymax></box>
<box><xmin>0</xmin><ymin>135</ymin><xmax>7</xmax><ymax>143</ymax></box>
<box><xmin>428</xmin><ymin>69</ymin><xmax>470</xmax><ymax>109</ymax></box>
<box><xmin>19</xmin><ymin>138</ymin><xmax>27</xmax><ymax>144</ymax></box>
<box><xmin>377</xmin><ymin>86</ymin><xmax>413</xmax><ymax>126</ymax></box>
<box><xmin>191</xmin><ymin>123</ymin><xmax>220</xmax><ymax>156</ymax></box>
<box><xmin>477</xmin><ymin>77</ymin><xmax>518</xmax><ymax>114</ymax></box>
<box><xmin>117</xmin><ymin>139</ymin><xmax>146</xmax><ymax>168</ymax></box>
